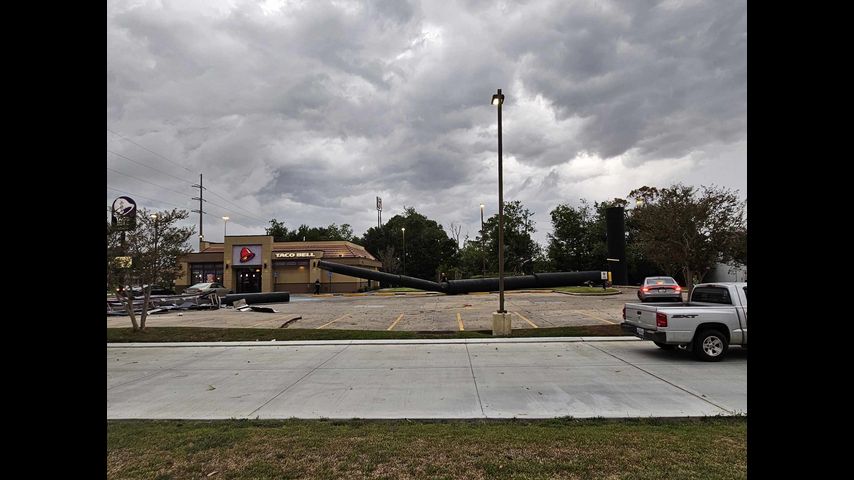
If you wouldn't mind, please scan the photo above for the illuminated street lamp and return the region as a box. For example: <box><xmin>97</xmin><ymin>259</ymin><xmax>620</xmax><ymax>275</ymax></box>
<box><xmin>491</xmin><ymin>88</ymin><xmax>510</xmax><ymax>336</ymax></box>
<box><xmin>492</xmin><ymin>88</ymin><xmax>506</xmax><ymax>314</ymax></box>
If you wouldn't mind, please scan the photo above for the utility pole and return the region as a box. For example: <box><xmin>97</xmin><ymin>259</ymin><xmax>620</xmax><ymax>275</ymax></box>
<box><xmin>191</xmin><ymin>173</ymin><xmax>206</xmax><ymax>251</ymax></box>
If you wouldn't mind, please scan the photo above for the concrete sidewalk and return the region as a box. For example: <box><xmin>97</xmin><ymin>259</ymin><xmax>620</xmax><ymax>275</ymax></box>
<box><xmin>107</xmin><ymin>338</ymin><xmax>746</xmax><ymax>420</ymax></box>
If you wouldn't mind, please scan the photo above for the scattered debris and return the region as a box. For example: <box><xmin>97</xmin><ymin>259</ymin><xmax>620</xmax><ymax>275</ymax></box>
<box><xmin>249</xmin><ymin>306</ymin><xmax>277</xmax><ymax>313</ymax></box>
<box><xmin>233</xmin><ymin>299</ymin><xmax>248</xmax><ymax>309</ymax></box>
<box><xmin>207</xmin><ymin>385</ymin><xmax>216</xmax><ymax>391</ymax></box>
<box><xmin>279</xmin><ymin>316</ymin><xmax>302</xmax><ymax>328</ymax></box>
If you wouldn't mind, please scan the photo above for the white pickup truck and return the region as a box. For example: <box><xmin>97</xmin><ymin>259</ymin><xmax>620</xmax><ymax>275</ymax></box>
<box><xmin>621</xmin><ymin>282</ymin><xmax>747</xmax><ymax>361</ymax></box>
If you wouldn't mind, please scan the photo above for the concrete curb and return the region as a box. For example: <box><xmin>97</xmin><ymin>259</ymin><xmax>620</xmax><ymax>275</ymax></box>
<box><xmin>107</xmin><ymin>336</ymin><xmax>641</xmax><ymax>348</ymax></box>
<box><xmin>554</xmin><ymin>290</ymin><xmax>621</xmax><ymax>296</ymax></box>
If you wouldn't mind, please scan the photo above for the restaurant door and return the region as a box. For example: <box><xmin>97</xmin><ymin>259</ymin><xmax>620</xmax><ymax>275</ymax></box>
<box><xmin>236</xmin><ymin>268</ymin><xmax>262</xmax><ymax>293</ymax></box>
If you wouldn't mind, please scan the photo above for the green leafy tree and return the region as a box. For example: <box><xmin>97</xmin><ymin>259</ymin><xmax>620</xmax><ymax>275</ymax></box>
<box><xmin>360</xmin><ymin>207</ymin><xmax>458</xmax><ymax>281</ymax></box>
<box><xmin>265</xmin><ymin>218</ymin><xmax>291</xmax><ymax>241</ymax></box>
<box><xmin>482</xmin><ymin>200</ymin><xmax>540</xmax><ymax>275</ymax></box>
<box><xmin>629</xmin><ymin>184</ymin><xmax>746</xmax><ymax>293</ymax></box>
<box><xmin>107</xmin><ymin>208</ymin><xmax>195</xmax><ymax>331</ymax></box>
<box><xmin>729</xmin><ymin>228</ymin><xmax>747</xmax><ymax>271</ymax></box>
<box><xmin>266</xmin><ymin>219</ymin><xmax>356</xmax><ymax>242</ymax></box>
<box><xmin>457</xmin><ymin>236</ymin><xmax>489</xmax><ymax>278</ymax></box>
<box><xmin>547</xmin><ymin>202</ymin><xmax>598</xmax><ymax>271</ymax></box>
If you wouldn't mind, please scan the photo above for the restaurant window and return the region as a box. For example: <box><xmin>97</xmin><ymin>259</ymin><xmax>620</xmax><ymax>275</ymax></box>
<box><xmin>190</xmin><ymin>263</ymin><xmax>224</xmax><ymax>284</ymax></box>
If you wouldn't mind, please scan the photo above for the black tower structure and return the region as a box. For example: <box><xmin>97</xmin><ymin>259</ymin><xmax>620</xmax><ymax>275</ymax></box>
<box><xmin>605</xmin><ymin>206</ymin><xmax>628</xmax><ymax>285</ymax></box>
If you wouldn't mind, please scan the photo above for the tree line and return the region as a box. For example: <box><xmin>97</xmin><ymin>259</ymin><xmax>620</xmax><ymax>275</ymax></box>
<box><xmin>266</xmin><ymin>183</ymin><xmax>746</xmax><ymax>290</ymax></box>
<box><xmin>106</xmin><ymin>182</ymin><xmax>747</xmax><ymax>319</ymax></box>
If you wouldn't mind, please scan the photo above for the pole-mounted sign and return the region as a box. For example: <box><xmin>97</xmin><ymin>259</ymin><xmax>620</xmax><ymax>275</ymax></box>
<box><xmin>111</xmin><ymin>196</ymin><xmax>137</xmax><ymax>231</ymax></box>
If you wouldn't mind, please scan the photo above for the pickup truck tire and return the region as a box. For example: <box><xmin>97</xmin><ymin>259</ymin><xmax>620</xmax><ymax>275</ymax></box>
<box><xmin>693</xmin><ymin>329</ymin><xmax>728</xmax><ymax>362</ymax></box>
<box><xmin>653</xmin><ymin>341</ymin><xmax>676</xmax><ymax>350</ymax></box>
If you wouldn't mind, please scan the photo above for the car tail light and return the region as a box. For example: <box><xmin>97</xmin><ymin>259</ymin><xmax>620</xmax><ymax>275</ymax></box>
<box><xmin>642</xmin><ymin>287</ymin><xmax>649</xmax><ymax>292</ymax></box>
<box><xmin>656</xmin><ymin>312</ymin><xmax>668</xmax><ymax>328</ymax></box>
<box><xmin>622</xmin><ymin>306</ymin><xmax>626</xmax><ymax>320</ymax></box>
<box><xmin>675</xmin><ymin>286</ymin><xmax>681</xmax><ymax>292</ymax></box>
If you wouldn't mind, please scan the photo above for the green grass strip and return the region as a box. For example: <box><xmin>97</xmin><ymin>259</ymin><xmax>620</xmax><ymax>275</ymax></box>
<box><xmin>108</xmin><ymin>417</ymin><xmax>746</xmax><ymax>480</ymax></box>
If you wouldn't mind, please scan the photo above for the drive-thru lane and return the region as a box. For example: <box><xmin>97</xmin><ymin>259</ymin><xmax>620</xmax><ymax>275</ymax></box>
<box><xmin>107</xmin><ymin>338</ymin><xmax>746</xmax><ymax>419</ymax></box>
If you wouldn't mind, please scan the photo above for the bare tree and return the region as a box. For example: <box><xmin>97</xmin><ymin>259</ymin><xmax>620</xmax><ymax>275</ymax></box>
<box><xmin>447</xmin><ymin>222</ymin><xmax>463</xmax><ymax>249</ymax></box>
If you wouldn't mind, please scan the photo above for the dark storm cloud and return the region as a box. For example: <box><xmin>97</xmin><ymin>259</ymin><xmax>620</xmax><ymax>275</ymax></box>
<box><xmin>502</xmin><ymin>0</ymin><xmax>746</xmax><ymax>162</ymax></box>
<box><xmin>108</xmin><ymin>0</ymin><xmax>745</xmax><ymax>246</ymax></box>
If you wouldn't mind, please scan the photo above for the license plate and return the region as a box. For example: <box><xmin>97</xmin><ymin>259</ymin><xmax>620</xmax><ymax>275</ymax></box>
<box><xmin>636</xmin><ymin>327</ymin><xmax>644</xmax><ymax>336</ymax></box>
<box><xmin>658</xmin><ymin>289</ymin><xmax>666</xmax><ymax>293</ymax></box>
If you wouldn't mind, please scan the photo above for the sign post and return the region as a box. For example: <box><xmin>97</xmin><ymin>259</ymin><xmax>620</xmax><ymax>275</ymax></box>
<box><xmin>111</xmin><ymin>196</ymin><xmax>138</xmax><ymax>292</ymax></box>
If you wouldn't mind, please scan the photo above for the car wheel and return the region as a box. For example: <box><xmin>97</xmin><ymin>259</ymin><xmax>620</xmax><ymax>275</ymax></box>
<box><xmin>653</xmin><ymin>341</ymin><xmax>676</xmax><ymax>350</ymax></box>
<box><xmin>693</xmin><ymin>329</ymin><xmax>728</xmax><ymax>362</ymax></box>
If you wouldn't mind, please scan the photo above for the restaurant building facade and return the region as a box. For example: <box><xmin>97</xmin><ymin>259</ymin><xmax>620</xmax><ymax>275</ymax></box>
<box><xmin>176</xmin><ymin>235</ymin><xmax>382</xmax><ymax>294</ymax></box>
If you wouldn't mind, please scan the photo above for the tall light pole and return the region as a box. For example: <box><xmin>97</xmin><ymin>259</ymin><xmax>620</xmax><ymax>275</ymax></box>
<box><xmin>401</xmin><ymin>227</ymin><xmax>406</xmax><ymax>276</ymax></box>
<box><xmin>480</xmin><ymin>203</ymin><xmax>486</xmax><ymax>277</ymax></box>
<box><xmin>222</xmin><ymin>216</ymin><xmax>229</xmax><ymax>239</ymax></box>
<box><xmin>150</xmin><ymin>213</ymin><xmax>159</xmax><ymax>287</ymax></box>
<box><xmin>492</xmin><ymin>88</ymin><xmax>506</xmax><ymax>315</ymax></box>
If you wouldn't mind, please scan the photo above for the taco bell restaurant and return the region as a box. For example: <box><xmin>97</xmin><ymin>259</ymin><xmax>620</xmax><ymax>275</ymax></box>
<box><xmin>176</xmin><ymin>235</ymin><xmax>382</xmax><ymax>294</ymax></box>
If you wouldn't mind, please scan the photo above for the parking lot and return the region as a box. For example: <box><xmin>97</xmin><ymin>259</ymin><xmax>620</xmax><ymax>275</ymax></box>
<box><xmin>106</xmin><ymin>290</ymin><xmax>640</xmax><ymax>331</ymax></box>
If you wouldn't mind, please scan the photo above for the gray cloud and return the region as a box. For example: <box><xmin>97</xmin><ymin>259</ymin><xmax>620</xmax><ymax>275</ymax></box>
<box><xmin>108</xmin><ymin>0</ymin><xmax>745</xmax><ymax>247</ymax></box>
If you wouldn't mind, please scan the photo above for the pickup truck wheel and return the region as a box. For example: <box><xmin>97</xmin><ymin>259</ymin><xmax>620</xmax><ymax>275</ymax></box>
<box><xmin>653</xmin><ymin>341</ymin><xmax>676</xmax><ymax>350</ymax></box>
<box><xmin>693</xmin><ymin>329</ymin><xmax>728</xmax><ymax>361</ymax></box>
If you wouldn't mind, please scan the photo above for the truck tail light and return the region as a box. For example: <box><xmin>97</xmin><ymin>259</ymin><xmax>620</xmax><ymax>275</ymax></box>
<box><xmin>656</xmin><ymin>312</ymin><xmax>668</xmax><ymax>328</ymax></box>
<box><xmin>622</xmin><ymin>306</ymin><xmax>626</xmax><ymax>320</ymax></box>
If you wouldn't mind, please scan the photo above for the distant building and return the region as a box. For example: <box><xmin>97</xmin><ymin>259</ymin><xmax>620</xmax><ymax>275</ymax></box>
<box><xmin>176</xmin><ymin>235</ymin><xmax>381</xmax><ymax>294</ymax></box>
<box><xmin>707</xmin><ymin>262</ymin><xmax>747</xmax><ymax>283</ymax></box>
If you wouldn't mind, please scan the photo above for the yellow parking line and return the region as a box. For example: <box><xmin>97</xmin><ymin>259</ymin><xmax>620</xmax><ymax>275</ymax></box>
<box><xmin>513</xmin><ymin>311</ymin><xmax>539</xmax><ymax>328</ymax></box>
<box><xmin>387</xmin><ymin>313</ymin><xmax>404</xmax><ymax>331</ymax></box>
<box><xmin>580</xmin><ymin>311</ymin><xmax>618</xmax><ymax>325</ymax></box>
<box><xmin>457</xmin><ymin>312</ymin><xmax>465</xmax><ymax>331</ymax></box>
<box><xmin>317</xmin><ymin>314</ymin><xmax>350</xmax><ymax>329</ymax></box>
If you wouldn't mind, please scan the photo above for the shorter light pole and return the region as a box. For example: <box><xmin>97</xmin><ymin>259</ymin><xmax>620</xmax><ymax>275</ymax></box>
<box><xmin>480</xmin><ymin>203</ymin><xmax>486</xmax><ymax>277</ymax></box>
<box><xmin>222</xmin><ymin>216</ymin><xmax>229</xmax><ymax>239</ymax></box>
<box><xmin>150</xmin><ymin>214</ymin><xmax>159</xmax><ymax>287</ymax></box>
<box><xmin>401</xmin><ymin>227</ymin><xmax>406</xmax><ymax>276</ymax></box>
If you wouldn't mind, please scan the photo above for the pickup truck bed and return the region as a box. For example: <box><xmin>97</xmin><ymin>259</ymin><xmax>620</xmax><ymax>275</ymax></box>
<box><xmin>621</xmin><ymin>282</ymin><xmax>747</xmax><ymax>361</ymax></box>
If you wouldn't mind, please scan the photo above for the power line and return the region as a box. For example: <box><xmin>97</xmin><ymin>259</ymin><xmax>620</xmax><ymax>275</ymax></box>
<box><xmin>107</xmin><ymin>128</ymin><xmax>268</xmax><ymax>224</ymax></box>
<box><xmin>108</xmin><ymin>167</ymin><xmax>264</xmax><ymax>224</ymax></box>
<box><xmin>107</xmin><ymin>149</ymin><xmax>195</xmax><ymax>185</ymax></box>
<box><xmin>107</xmin><ymin>128</ymin><xmax>195</xmax><ymax>173</ymax></box>
<box><xmin>205</xmin><ymin>188</ymin><xmax>268</xmax><ymax>223</ymax></box>
<box><xmin>205</xmin><ymin>197</ymin><xmax>267</xmax><ymax>223</ymax></box>
<box><xmin>106</xmin><ymin>186</ymin><xmax>190</xmax><ymax>210</ymax></box>
<box><xmin>107</xmin><ymin>167</ymin><xmax>190</xmax><ymax>198</ymax></box>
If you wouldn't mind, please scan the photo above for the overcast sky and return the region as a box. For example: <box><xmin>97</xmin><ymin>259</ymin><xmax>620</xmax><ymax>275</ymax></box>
<box><xmin>107</xmin><ymin>0</ymin><xmax>746</xmax><ymax>249</ymax></box>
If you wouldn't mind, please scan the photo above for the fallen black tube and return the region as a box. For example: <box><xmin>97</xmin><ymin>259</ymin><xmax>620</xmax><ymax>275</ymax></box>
<box><xmin>316</xmin><ymin>261</ymin><xmax>441</xmax><ymax>291</ymax></box>
<box><xmin>317</xmin><ymin>260</ymin><xmax>604</xmax><ymax>295</ymax></box>
<box><xmin>221</xmin><ymin>292</ymin><xmax>290</xmax><ymax>305</ymax></box>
